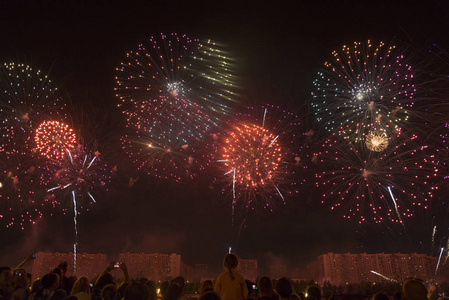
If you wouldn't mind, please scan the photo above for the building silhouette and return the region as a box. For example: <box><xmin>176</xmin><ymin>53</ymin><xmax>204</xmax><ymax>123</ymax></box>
<box><xmin>31</xmin><ymin>251</ymin><xmax>445</xmax><ymax>284</ymax></box>
<box><xmin>310</xmin><ymin>252</ymin><xmax>444</xmax><ymax>285</ymax></box>
<box><xmin>193</xmin><ymin>264</ymin><xmax>208</xmax><ymax>282</ymax></box>
<box><xmin>31</xmin><ymin>252</ymin><xmax>107</xmax><ymax>280</ymax></box>
<box><xmin>118</xmin><ymin>252</ymin><xmax>181</xmax><ymax>281</ymax></box>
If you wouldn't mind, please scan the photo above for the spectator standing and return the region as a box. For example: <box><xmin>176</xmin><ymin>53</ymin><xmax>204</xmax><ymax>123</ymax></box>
<box><xmin>214</xmin><ymin>253</ymin><xmax>248</xmax><ymax>300</ymax></box>
<box><xmin>257</xmin><ymin>276</ymin><xmax>276</xmax><ymax>300</ymax></box>
<box><xmin>401</xmin><ymin>279</ymin><xmax>427</xmax><ymax>300</ymax></box>
<box><xmin>70</xmin><ymin>276</ymin><xmax>90</xmax><ymax>300</ymax></box>
<box><xmin>11</xmin><ymin>268</ymin><xmax>29</xmax><ymax>300</ymax></box>
<box><xmin>275</xmin><ymin>278</ymin><xmax>292</xmax><ymax>300</ymax></box>
<box><xmin>0</xmin><ymin>267</ymin><xmax>12</xmax><ymax>300</ymax></box>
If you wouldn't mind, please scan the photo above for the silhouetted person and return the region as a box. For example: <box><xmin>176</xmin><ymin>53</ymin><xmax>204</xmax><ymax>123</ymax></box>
<box><xmin>92</xmin><ymin>261</ymin><xmax>128</xmax><ymax>300</ymax></box>
<box><xmin>57</xmin><ymin>262</ymin><xmax>73</xmax><ymax>295</ymax></box>
<box><xmin>70</xmin><ymin>276</ymin><xmax>90</xmax><ymax>300</ymax></box>
<box><xmin>102</xmin><ymin>283</ymin><xmax>117</xmax><ymax>300</ymax></box>
<box><xmin>200</xmin><ymin>280</ymin><xmax>214</xmax><ymax>296</ymax></box>
<box><xmin>373</xmin><ymin>293</ymin><xmax>389</xmax><ymax>300</ymax></box>
<box><xmin>50</xmin><ymin>268</ymin><xmax>63</xmax><ymax>290</ymax></box>
<box><xmin>165</xmin><ymin>282</ymin><xmax>184</xmax><ymax>300</ymax></box>
<box><xmin>201</xmin><ymin>291</ymin><xmax>222</xmax><ymax>300</ymax></box>
<box><xmin>30</xmin><ymin>273</ymin><xmax>66</xmax><ymax>300</ymax></box>
<box><xmin>11</xmin><ymin>268</ymin><xmax>29</xmax><ymax>300</ymax></box>
<box><xmin>172</xmin><ymin>276</ymin><xmax>185</xmax><ymax>289</ymax></box>
<box><xmin>214</xmin><ymin>253</ymin><xmax>248</xmax><ymax>300</ymax></box>
<box><xmin>307</xmin><ymin>286</ymin><xmax>321</xmax><ymax>300</ymax></box>
<box><xmin>117</xmin><ymin>282</ymin><xmax>129</xmax><ymax>300</ymax></box>
<box><xmin>0</xmin><ymin>266</ymin><xmax>12</xmax><ymax>300</ymax></box>
<box><xmin>124</xmin><ymin>281</ymin><xmax>150</xmax><ymax>300</ymax></box>
<box><xmin>257</xmin><ymin>276</ymin><xmax>276</xmax><ymax>300</ymax></box>
<box><xmin>275</xmin><ymin>278</ymin><xmax>292</xmax><ymax>300</ymax></box>
<box><xmin>401</xmin><ymin>279</ymin><xmax>427</xmax><ymax>300</ymax></box>
<box><xmin>145</xmin><ymin>280</ymin><xmax>158</xmax><ymax>300</ymax></box>
<box><xmin>91</xmin><ymin>273</ymin><xmax>114</xmax><ymax>300</ymax></box>
<box><xmin>246</xmin><ymin>280</ymin><xmax>254</xmax><ymax>300</ymax></box>
<box><xmin>160</xmin><ymin>281</ymin><xmax>170</xmax><ymax>299</ymax></box>
<box><xmin>31</xmin><ymin>278</ymin><xmax>43</xmax><ymax>294</ymax></box>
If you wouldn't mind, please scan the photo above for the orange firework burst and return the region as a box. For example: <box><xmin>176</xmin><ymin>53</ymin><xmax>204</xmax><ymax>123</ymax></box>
<box><xmin>213</xmin><ymin>104</ymin><xmax>306</xmax><ymax>214</ymax></box>
<box><xmin>35</xmin><ymin>120</ymin><xmax>77</xmax><ymax>160</ymax></box>
<box><xmin>218</xmin><ymin>122</ymin><xmax>294</xmax><ymax>212</ymax></box>
<box><xmin>222</xmin><ymin>123</ymin><xmax>283</xmax><ymax>188</ymax></box>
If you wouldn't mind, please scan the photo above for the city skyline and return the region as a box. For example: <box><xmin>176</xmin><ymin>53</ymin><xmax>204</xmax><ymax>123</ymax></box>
<box><xmin>26</xmin><ymin>251</ymin><xmax>448</xmax><ymax>284</ymax></box>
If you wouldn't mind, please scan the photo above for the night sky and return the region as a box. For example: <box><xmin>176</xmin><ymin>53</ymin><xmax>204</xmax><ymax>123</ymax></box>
<box><xmin>1</xmin><ymin>0</ymin><xmax>449</xmax><ymax>275</ymax></box>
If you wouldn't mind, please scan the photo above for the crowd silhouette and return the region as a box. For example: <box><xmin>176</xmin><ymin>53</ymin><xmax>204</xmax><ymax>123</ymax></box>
<box><xmin>0</xmin><ymin>254</ymin><xmax>445</xmax><ymax>300</ymax></box>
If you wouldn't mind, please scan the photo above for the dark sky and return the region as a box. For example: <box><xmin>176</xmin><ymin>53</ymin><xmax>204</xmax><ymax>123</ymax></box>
<box><xmin>1</xmin><ymin>0</ymin><xmax>449</xmax><ymax>275</ymax></box>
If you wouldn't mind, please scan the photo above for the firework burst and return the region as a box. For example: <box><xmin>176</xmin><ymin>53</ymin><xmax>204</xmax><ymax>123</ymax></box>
<box><xmin>121</xmin><ymin>95</ymin><xmax>211</xmax><ymax>182</ymax></box>
<box><xmin>0</xmin><ymin>62</ymin><xmax>67</xmax><ymax>154</ymax></box>
<box><xmin>314</xmin><ymin>131</ymin><xmax>439</xmax><ymax>224</ymax></box>
<box><xmin>214</xmin><ymin>104</ymin><xmax>305</xmax><ymax>212</ymax></box>
<box><xmin>40</xmin><ymin>145</ymin><xmax>112</xmax><ymax>208</ymax></box>
<box><xmin>365</xmin><ymin>129</ymin><xmax>389</xmax><ymax>152</ymax></box>
<box><xmin>40</xmin><ymin>144</ymin><xmax>112</xmax><ymax>272</ymax></box>
<box><xmin>35</xmin><ymin>120</ymin><xmax>77</xmax><ymax>160</ymax></box>
<box><xmin>115</xmin><ymin>33</ymin><xmax>239</xmax><ymax>119</ymax></box>
<box><xmin>311</xmin><ymin>40</ymin><xmax>415</xmax><ymax>140</ymax></box>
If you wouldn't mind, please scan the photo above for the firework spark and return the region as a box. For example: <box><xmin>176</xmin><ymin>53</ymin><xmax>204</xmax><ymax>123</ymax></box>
<box><xmin>435</xmin><ymin>247</ymin><xmax>445</xmax><ymax>274</ymax></box>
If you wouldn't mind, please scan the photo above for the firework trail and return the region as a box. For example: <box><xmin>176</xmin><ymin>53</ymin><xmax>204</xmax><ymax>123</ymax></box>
<box><xmin>71</xmin><ymin>191</ymin><xmax>77</xmax><ymax>272</ymax></box>
<box><xmin>370</xmin><ymin>270</ymin><xmax>398</xmax><ymax>282</ymax></box>
<box><xmin>41</xmin><ymin>145</ymin><xmax>112</xmax><ymax>270</ymax></box>
<box><xmin>387</xmin><ymin>186</ymin><xmax>404</xmax><ymax>226</ymax></box>
<box><xmin>435</xmin><ymin>247</ymin><xmax>444</xmax><ymax>274</ymax></box>
<box><xmin>432</xmin><ymin>225</ymin><xmax>437</xmax><ymax>252</ymax></box>
<box><xmin>445</xmin><ymin>240</ymin><xmax>449</xmax><ymax>265</ymax></box>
